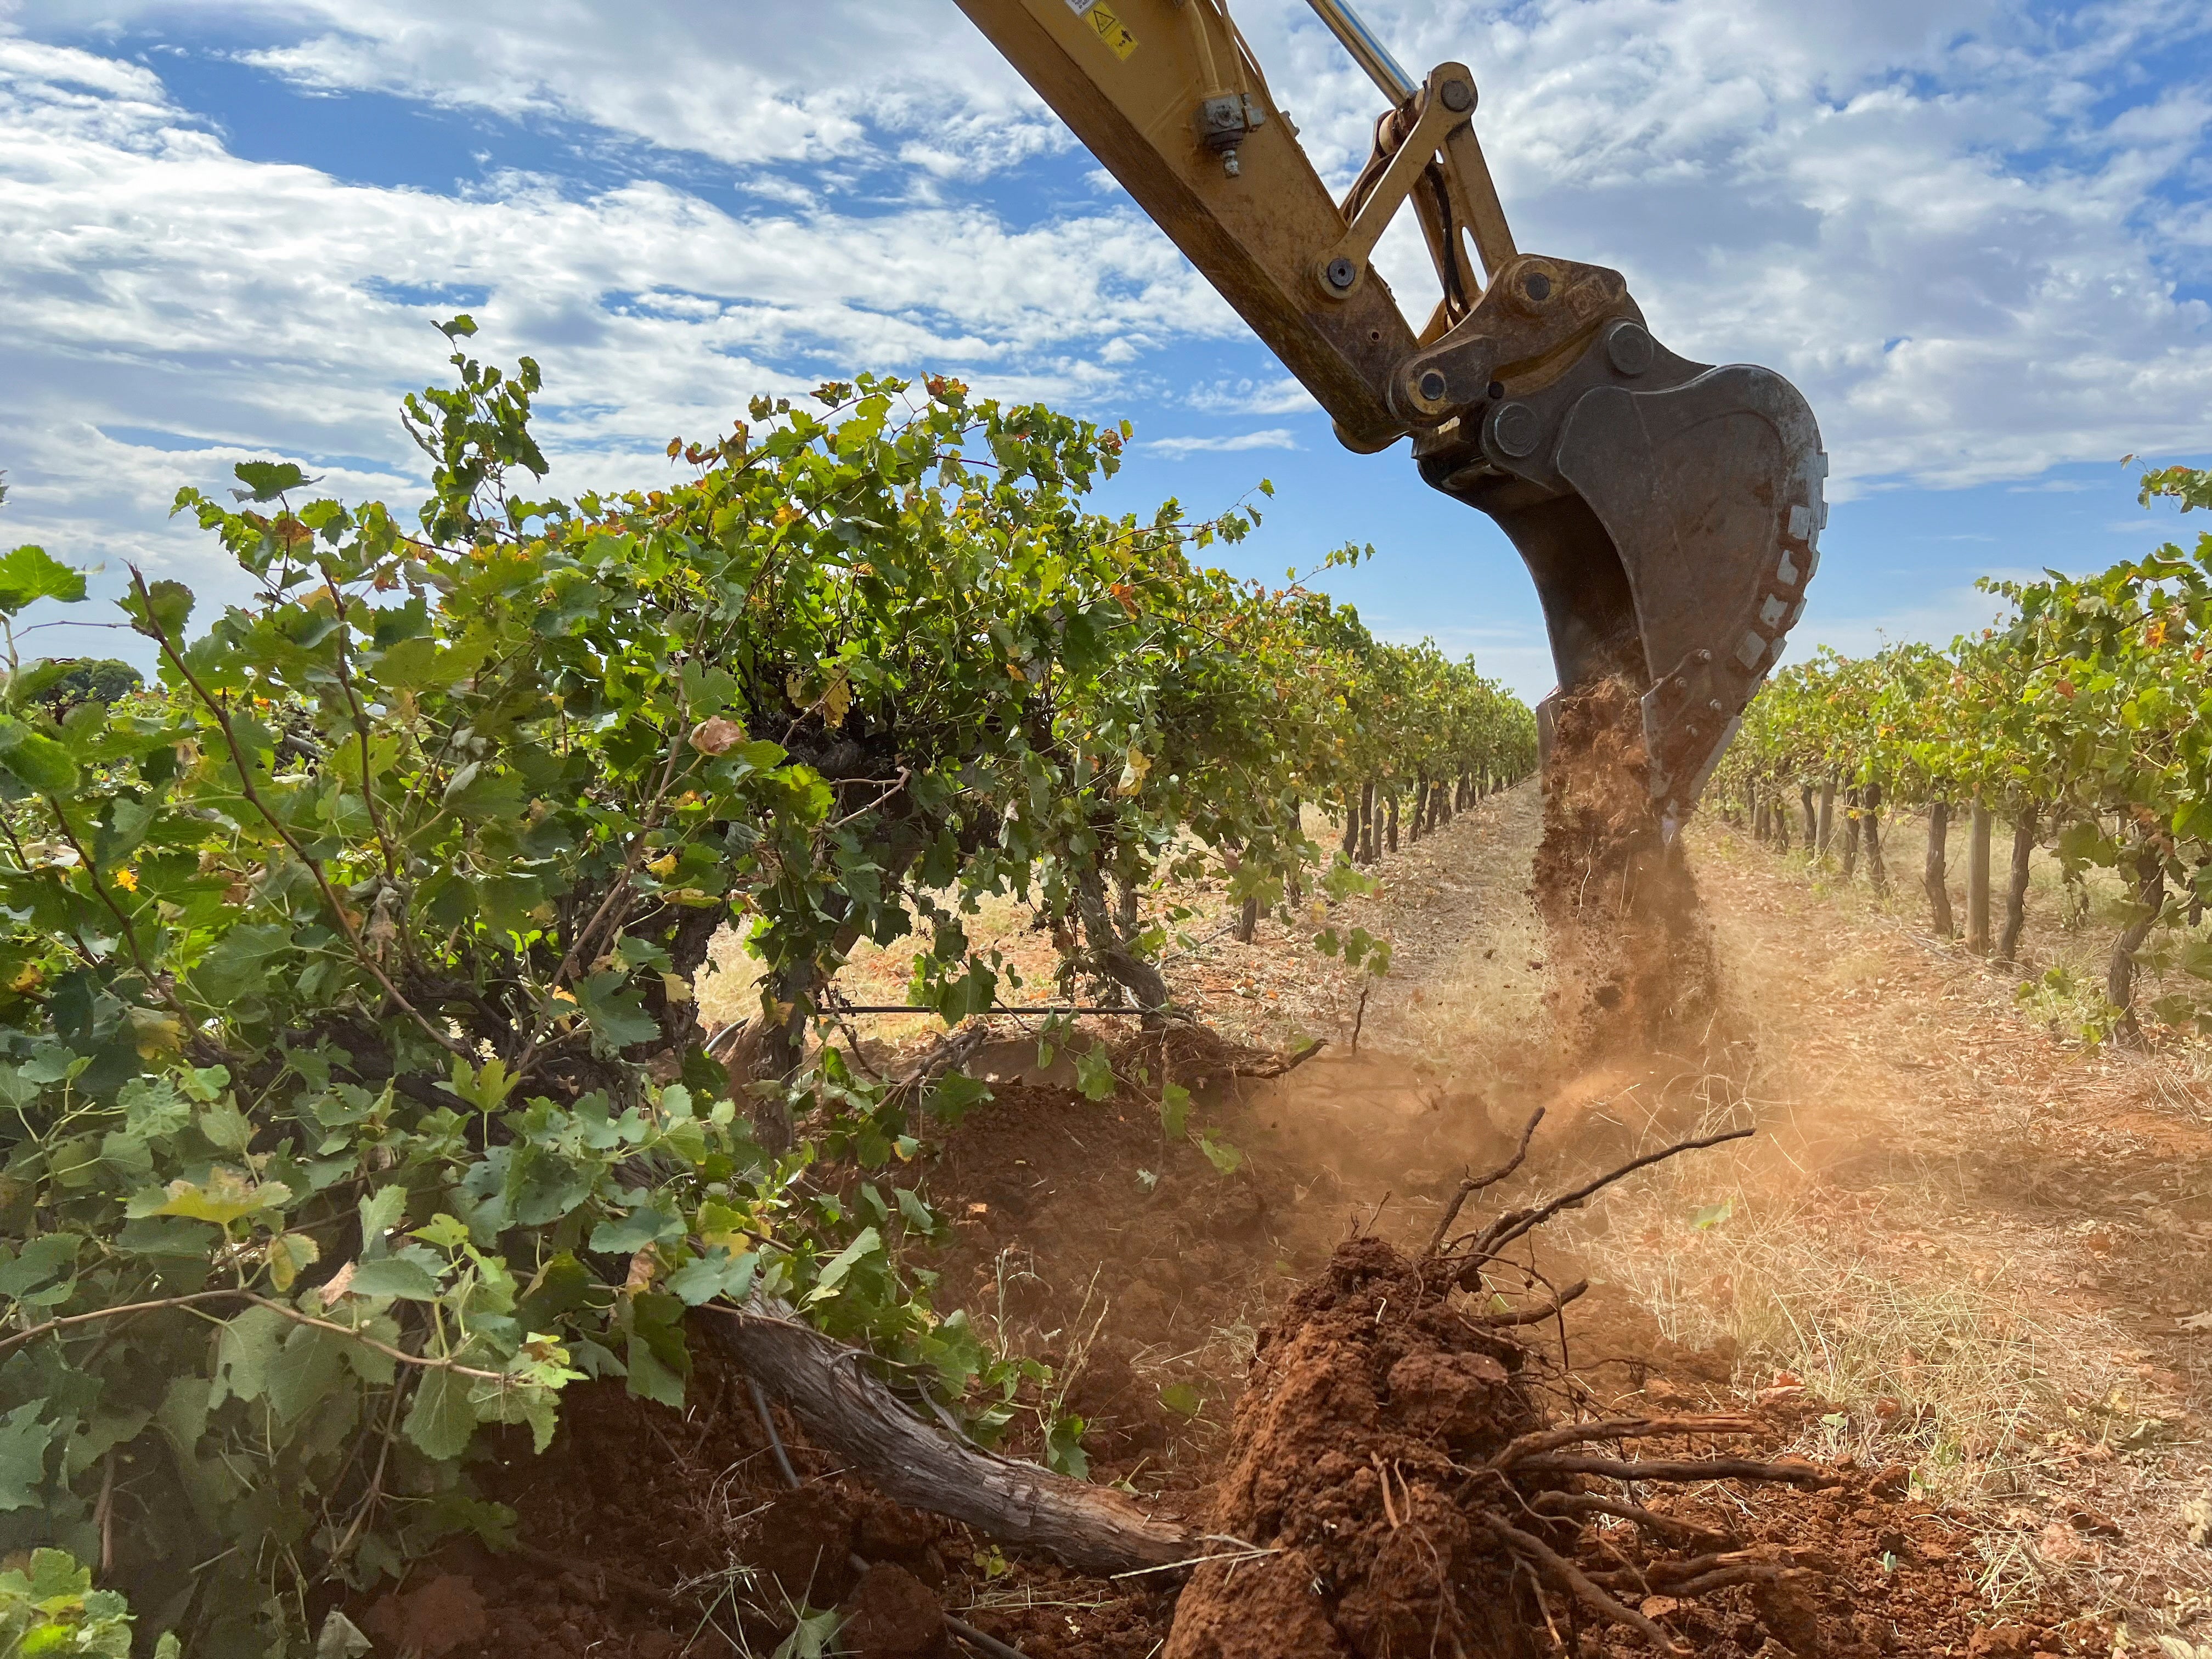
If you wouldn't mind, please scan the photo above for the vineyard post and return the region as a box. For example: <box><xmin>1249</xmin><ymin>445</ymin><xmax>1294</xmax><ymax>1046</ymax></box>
<box><xmin>1816</xmin><ymin>779</ymin><xmax>1836</xmax><ymax>860</ymax></box>
<box><xmin>1358</xmin><ymin>779</ymin><xmax>1377</xmax><ymax>863</ymax></box>
<box><xmin>1997</xmin><ymin>803</ymin><xmax>2037</xmax><ymax>965</ymax></box>
<box><xmin>1967</xmin><ymin>798</ymin><xmax>1993</xmax><ymax>954</ymax></box>
<box><xmin>1862</xmin><ymin>778</ymin><xmax>1887</xmax><ymax>892</ymax></box>
<box><xmin>1386</xmin><ymin>788</ymin><xmax>1401</xmax><ymax>854</ymax></box>
<box><xmin>1923</xmin><ymin>795</ymin><xmax>1955</xmax><ymax>938</ymax></box>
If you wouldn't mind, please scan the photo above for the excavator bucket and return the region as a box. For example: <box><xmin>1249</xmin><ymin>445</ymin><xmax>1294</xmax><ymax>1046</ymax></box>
<box><xmin>948</xmin><ymin>0</ymin><xmax>1822</xmax><ymax>822</ymax></box>
<box><xmin>1414</xmin><ymin>316</ymin><xmax>1825</xmax><ymax>829</ymax></box>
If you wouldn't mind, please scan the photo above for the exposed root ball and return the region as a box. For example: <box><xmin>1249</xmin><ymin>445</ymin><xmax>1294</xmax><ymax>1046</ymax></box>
<box><xmin>1166</xmin><ymin>1237</ymin><xmax>1832</xmax><ymax>1659</ymax></box>
<box><xmin>1532</xmin><ymin>678</ymin><xmax>1719</xmax><ymax>1052</ymax></box>
<box><xmin>1165</xmin><ymin>1236</ymin><xmax>1545</xmax><ymax>1659</ymax></box>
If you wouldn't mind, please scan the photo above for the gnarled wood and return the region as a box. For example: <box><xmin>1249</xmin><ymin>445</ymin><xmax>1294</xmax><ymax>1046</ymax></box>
<box><xmin>1923</xmin><ymin>797</ymin><xmax>1953</xmax><ymax>938</ymax></box>
<box><xmin>699</xmin><ymin>1304</ymin><xmax>1193</xmax><ymax>1575</ymax></box>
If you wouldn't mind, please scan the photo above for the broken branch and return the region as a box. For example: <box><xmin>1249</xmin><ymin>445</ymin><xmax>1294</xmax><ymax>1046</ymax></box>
<box><xmin>1452</xmin><ymin>1122</ymin><xmax>1755</xmax><ymax>1266</ymax></box>
<box><xmin>1423</xmin><ymin>1105</ymin><xmax>1544</xmax><ymax>1256</ymax></box>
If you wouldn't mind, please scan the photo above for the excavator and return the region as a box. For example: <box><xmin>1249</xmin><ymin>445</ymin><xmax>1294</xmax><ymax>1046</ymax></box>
<box><xmin>955</xmin><ymin>0</ymin><xmax>1825</xmax><ymax>825</ymax></box>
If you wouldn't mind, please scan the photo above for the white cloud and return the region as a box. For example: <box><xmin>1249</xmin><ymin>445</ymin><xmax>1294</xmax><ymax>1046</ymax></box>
<box><xmin>0</xmin><ymin>0</ymin><xmax>2208</xmax><ymax>644</ymax></box>
<box><xmin>1789</xmin><ymin>576</ymin><xmax>2019</xmax><ymax>662</ymax></box>
<box><xmin>1136</xmin><ymin>428</ymin><xmax>1303</xmax><ymax>458</ymax></box>
<box><xmin>13</xmin><ymin>0</ymin><xmax>1061</xmax><ymax>176</ymax></box>
<box><xmin>0</xmin><ymin>34</ymin><xmax>1240</xmax><ymax>605</ymax></box>
<box><xmin>43</xmin><ymin>0</ymin><xmax>2196</xmax><ymax>494</ymax></box>
<box><xmin>1186</xmin><ymin>374</ymin><xmax>1318</xmax><ymax>416</ymax></box>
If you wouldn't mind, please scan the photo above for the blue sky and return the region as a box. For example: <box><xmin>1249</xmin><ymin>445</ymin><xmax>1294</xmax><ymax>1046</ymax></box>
<box><xmin>2</xmin><ymin>0</ymin><xmax>2208</xmax><ymax>703</ymax></box>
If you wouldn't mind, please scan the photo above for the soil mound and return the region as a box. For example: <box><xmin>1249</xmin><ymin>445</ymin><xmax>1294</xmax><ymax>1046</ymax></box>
<box><xmin>1166</xmin><ymin>1234</ymin><xmax>1547</xmax><ymax>1659</ymax></box>
<box><xmin>1533</xmin><ymin>678</ymin><xmax>1719</xmax><ymax>1053</ymax></box>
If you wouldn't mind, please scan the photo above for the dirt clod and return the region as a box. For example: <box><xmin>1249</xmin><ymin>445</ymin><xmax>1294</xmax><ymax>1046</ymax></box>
<box><xmin>1751</xmin><ymin>1575</ymin><xmax>1824</xmax><ymax>1655</ymax></box>
<box><xmin>838</xmin><ymin>1562</ymin><xmax>948</xmax><ymax>1658</ymax></box>
<box><xmin>752</xmin><ymin>1486</ymin><xmax>858</xmax><ymax>1604</ymax></box>
<box><xmin>364</xmin><ymin>1573</ymin><xmax>488</xmax><ymax>1658</ymax></box>
<box><xmin>1383</xmin><ymin>1348</ymin><xmax>1513</xmax><ymax>1447</ymax></box>
<box><xmin>1166</xmin><ymin>1236</ymin><xmax>1547</xmax><ymax>1658</ymax></box>
<box><xmin>1966</xmin><ymin>1623</ymin><xmax>2044</xmax><ymax>1659</ymax></box>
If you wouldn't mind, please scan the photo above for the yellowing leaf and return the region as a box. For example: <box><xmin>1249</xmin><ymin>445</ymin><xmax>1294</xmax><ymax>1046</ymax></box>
<box><xmin>127</xmin><ymin>1007</ymin><xmax>182</xmax><ymax>1060</ymax></box>
<box><xmin>266</xmin><ymin>1232</ymin><xmax>320</xmax><ymax>1291</ymax></box>
<box><xmin>645</xmin><ymin>853</ymin><xmax>678</xmax><ymax>878</ymax></box>
<box><xmin>688</xmin><ymin>715</ymin><xmax>746</xmax><ymax>755</ymax></box>
<box><xmin>145</xmin><ymin>1167</ymin><xmax>290</xmax><ymax>1228</ymax></box>
<box><xmin>661</xmin><ymin>972</ymin><xmax>694</xmax><ymax>1006</ymax></box>
<box><xmin>1117</xmin><ymin>744</ymin><xmax>1152</xmax><ymax>796</ymax></box>
<box><xmin>823</xmin><ymin>668</ymin><xmax>852</xmax><ymax>728</ymax></box>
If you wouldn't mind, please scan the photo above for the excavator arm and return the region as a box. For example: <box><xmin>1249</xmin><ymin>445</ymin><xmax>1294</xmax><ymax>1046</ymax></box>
<box><xmin>953</xmin><ymin>0</ymin><xmax>1825</xmax><ymax>821</ymax></box>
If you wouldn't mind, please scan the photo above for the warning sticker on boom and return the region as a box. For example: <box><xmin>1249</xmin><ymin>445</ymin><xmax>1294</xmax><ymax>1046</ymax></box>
<box><xmin>1063</xmin><ymin>0</ymin><xmax>1138</xmax><ymax>59</ymax></box>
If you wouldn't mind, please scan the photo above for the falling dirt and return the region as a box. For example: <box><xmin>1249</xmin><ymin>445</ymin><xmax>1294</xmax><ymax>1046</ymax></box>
<box><xmin>1532</xmin><ymin>678</ymin><xmax>1720</xmax><ymax>1057</ymax></box>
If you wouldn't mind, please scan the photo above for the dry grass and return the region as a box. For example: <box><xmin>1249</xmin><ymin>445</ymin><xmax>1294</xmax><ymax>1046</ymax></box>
<box><xmin>1567</xmin><ymin>1122</ymin><xmax>2092</xmax><ymax>1498</ymax></box>
<box><xmin>1558</xmin><ymin>1080</ymin><xmax>2212</xmax><ymax>1627</ymax></box>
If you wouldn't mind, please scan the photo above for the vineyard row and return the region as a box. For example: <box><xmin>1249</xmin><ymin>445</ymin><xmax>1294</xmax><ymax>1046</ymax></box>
<box><xmin>1712</xmin><ymin>461</ymin><xmax>2212</xmax><ymax>1037</ymax></box>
